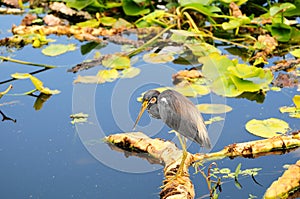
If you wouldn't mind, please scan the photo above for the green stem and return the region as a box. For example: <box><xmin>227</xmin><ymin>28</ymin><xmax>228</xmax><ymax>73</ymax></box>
<box><xmin>127</xmin><ymin>24</ymin><xmax>176</xmax><ymax>57</ymax></box>
<box><xmin>0</xmin><ymin>56</ymin><xmax>57</xmax><ymax>68</ymax></box>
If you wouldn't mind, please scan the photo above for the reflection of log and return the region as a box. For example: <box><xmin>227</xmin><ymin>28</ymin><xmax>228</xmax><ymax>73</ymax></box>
<box><xmin>264</xmin><ymin>160</ymin><xmax>300</xmax><ymax>199</ymax></box>
<box><xmin>105</xmin><ymin>131</ymin><xmax>300</xmax><ymax>199</ymax></box>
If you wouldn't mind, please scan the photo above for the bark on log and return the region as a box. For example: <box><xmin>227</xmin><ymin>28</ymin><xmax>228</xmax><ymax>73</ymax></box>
<box><xmin>105</xmin><ymin>131</ymin><xmax>300</xmax><ymax>199</ymax></box>
<box><xmin>264</xmin><ymin>160</ymin><xmax>300</xmax><ymax>199</ymax></box>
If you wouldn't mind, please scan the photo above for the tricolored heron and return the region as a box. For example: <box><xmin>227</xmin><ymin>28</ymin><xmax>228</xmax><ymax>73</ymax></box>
<box><xmin>133</xmin><ymin>89</ymin><xmax>211</xmax><ymax>175</ymax></box>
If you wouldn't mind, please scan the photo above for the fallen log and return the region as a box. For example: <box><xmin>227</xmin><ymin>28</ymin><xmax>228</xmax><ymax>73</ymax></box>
<box><xmin>105</xmin><ymin>131</ymin><xmax>300</xmax><ymax>199</ymax></box>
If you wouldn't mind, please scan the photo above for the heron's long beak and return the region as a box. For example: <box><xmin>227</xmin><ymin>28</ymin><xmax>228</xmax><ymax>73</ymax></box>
<box><xmin>133</xmin><ymin>100</ymin><xmax>148</xmax><ymax>130</ymax></box>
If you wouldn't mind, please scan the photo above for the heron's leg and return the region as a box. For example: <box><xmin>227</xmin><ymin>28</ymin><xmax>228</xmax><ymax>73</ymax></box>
<box><xmin>176</xmin><ymin>134</ymin><xmax>187</xmax><ymax>177</ymax></box>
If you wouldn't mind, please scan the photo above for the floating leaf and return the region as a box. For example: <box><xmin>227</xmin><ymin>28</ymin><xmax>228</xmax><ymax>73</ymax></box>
<box><xmin>76</xmin><ymin>19</ymin><xmax>100</xmax><ymax>28</ymax></box>
<box><xmin>197</xmin><ymin>104</ymin><xmax>232</xmax><ymax>114</ymax></box>
<box><xmin>121</xmin><ymin>67</ymin><xmax>141</xmax><ymax>78</ymax></box>
<box><xmin>11</xmin><ymin>73</ymin><xmax>32</xmax><ymax>79</ymax></box>
<box><xmin>99</xmin><ymin>16</ymin><xmax>117</xmax><ymax>26</ymax></box>
<box><xmin>290</xmin><ymin>49</ymin><xmax>300</xmax><ymax>58</ymax></box>
<box><xmin>293</xmin><ymin>95</ymin><xmax>300</xmax><ymax>108</ymax></box>
<box><xmin>143</xmin><ymin>52</ymin><xmax>174</xmax><ymax>63</ymax></box>
<box><xmin>102</xmin><ymin>54</ymin><xmax>131</xmax><ymax>69</ymax></box>
<box><xmin>279</xmin><ymin>106</ymin><xmax>300</xmax><ymax>118</ymax></box>
<box><xmin>97</xmin><ymin>69</ymin><xmax>119</xmax><ymax>82</ymax></box>
<box><xmin>245</xmin><ymin>118</ymin><xmax>290</xmax><ymax>138</ymax></box>
<box><xmin>185</xmin><ymin>43</ymin><xmax>221</xmax><ymax>56</ymax></box>
<box><xmin>0</xmin><ymin>85</ymin><xmax>13</xmax><ymax>99</ymax></box>
<box><xmin>205</xmin><ymin>116</ymin><xmax>224</xmax><ymax>125</ymax></box>
<box><xmin>73</xmin><ymin>75</ymin><xmax>105</xmax><ymax>84</ymax></box>
<box><xmin>11</xmin><ymin>73</ymin><xmax>60</xmax><ymax>95</ymax></box>
<box><xmin>42</xmin><ymin>44</ymin><xmax>77</xmax><ymax>56</ymax></box>
<box><xmin>70</xmin><ymin>112</ymin><xmax>88</xmax><ymax>124</ymax></box>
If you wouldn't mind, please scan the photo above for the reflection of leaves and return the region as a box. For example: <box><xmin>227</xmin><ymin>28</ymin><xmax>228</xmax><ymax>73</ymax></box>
<box><xmin>245</xmin><ymin>118</ymin><xmax>290</xmax><ymax>138</ymax></box>
<box><xmin>33</xmin><ymin>93</ymin><xmax>51</xmax><ymax>111</ymax></box>
<box><xmin>80</xmin><ymin>42</ymin><xmax>106</xmax><ymax>55</ymax></box>
<box><xmin>0</xmin><ymin>110</ymin><xmax>16</xmax><ymax>123</ymax></box>
<box><xmin>197</xmin><ymin>104</ymin><xmax>232</xmax><ymax>114</ymax></box>
<box><xmin>11</xmin><ymin>73</ymin><xmax>60</xmax><ymax>95</ymax></box>
<box><xmin>236</xmin><ymin>91</ymin><xmax>265</xmax><ymax>103</ymax></box>
<box><xmin>42</xmin><ymin>44</ymin><xmax>77</xmax><ymax>57</ymax></box>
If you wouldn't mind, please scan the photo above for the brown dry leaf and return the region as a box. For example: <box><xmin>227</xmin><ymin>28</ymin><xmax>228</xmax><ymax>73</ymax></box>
<box><xmin>43</xmin><ymin>14</ymin><xmax>62</xmax><ymax>26</ymax></box>
<box><xmin>172</xmin><ymin>69</ymin><xmax>203</xmax><ymax>85</ymax></box>
<box><xmin>230</xmin><ymin>2</ymin><xmax>243</xmax><ymax>17</ymax></box>
<box><xmin>272</xmin><ymin>73</ymin><xmax>299</xmax><ymax>88</ymax></box>
<box><xmin>258</xmin><ymin>34</ymin><xmax>278</xmax><ymax>54</ymax></box>
<box><xmin>49</xmin><ymin>2</ymin><xmax>91</xmax><ymax>19</ymax></box>
<box><xmin>270</xmin><ymin>59</ymin><xmax>300</xmax><ymax>72</ymax></box>
<box><xmin>21</xmin><ymin>14</ymin><xmax>37</xmax><ymax>26</ymax></box>
<box><xmin>2</xmin><ymin>0</ymin><xmax>22</xmax><ymax>8</ymax></box>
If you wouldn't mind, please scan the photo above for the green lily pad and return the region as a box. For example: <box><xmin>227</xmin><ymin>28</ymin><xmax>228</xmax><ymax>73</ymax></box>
<box><xmin>102</xmin><ymin>54</ymin><xmax>131</xmax><ymax>69</ymax></box>
<box><xmin>200</xmin><ymin>53</ymin><xmax>273</xmax><ymax>97</ymax></box>
<box><xmin>42</xmin><ymin>44</ymin><xmax>77</xmax><ymax>57</ymax></box>
<box><xmin>197</xmin><ymin>104</ymin><xmax>232</xmax><ymax>114</ymax></box>
<box><xmin>245</xmin><ymin>118</ymin><xmax>290</xmax><ymax>138</ymax></box>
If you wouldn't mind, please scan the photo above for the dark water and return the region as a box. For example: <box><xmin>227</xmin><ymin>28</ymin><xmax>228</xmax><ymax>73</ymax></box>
<box><xmin>0</xmin><ymin>15</ymin><xmax>299</xmax><ymax>199</ymax></box>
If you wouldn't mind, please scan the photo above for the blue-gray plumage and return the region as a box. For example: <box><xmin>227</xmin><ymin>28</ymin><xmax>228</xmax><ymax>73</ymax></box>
<box><xmin>134</xmin><ymin>89</ymin><xmax>211</xmax><ymax>149</ymax></box>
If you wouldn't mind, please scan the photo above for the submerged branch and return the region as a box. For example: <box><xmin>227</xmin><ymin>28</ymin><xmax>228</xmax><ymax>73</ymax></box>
<box><xmin>0</xmin><ymin>56</ymin><xmax>56</xmax><ymax>68</ymax></box>
<box><xmin>105</xmin><ymin>131</ymin><xmax>300</xmax><ymax>199</ymax></box>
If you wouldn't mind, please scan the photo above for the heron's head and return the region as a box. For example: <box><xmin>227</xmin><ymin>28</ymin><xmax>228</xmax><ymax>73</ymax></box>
<box><xmin>142</xmin><ymin>90</ymin><xmax>160</xmax><ymax>107</ymax></box>
<box><xmin>133</xmin><ymin>90</ymin><xmax>160</xmax><ymax>130</ymax></box>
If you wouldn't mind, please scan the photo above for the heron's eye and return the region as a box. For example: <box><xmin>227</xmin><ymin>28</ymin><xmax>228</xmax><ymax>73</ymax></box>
<box><xmin>150</xmin><ymin>97</ymin><xmax>157</xmax><ymax>104</ymax></box>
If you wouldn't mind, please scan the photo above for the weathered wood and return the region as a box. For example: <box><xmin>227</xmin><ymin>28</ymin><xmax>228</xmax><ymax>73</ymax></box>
<box><xmin>105</xmin><ymin>131</ymin><xmax>300</xmax><ymax>199</ymax></box>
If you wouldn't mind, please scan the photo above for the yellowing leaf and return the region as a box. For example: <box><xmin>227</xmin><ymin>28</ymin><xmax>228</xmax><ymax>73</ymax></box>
<box><xmin>42</xmin><ymin>44</ymin><xmax>77</xmax><ymax>57</ymax></box>
<box><xmin>121</xmin><ymin>67</ymin><xmax>140</xmax><ymax>78</ymax></box>
<box><xmin>292</xmin><ymin>95</ymin><xmax>300</xmax><ymax>108</ymax></box>
<box><xmin>0</xmin><ymin>85</ymin><xmax>13</xmax><ymax>99</ymax></box>
<box><xmin>143</xmin><ymin>53</ymin><xmax>174</xmax><ymax>63</ymax></box>
<box><xmin>197</xmin><ymin>104</ymin><xmax>232</xmax><ymax>114</ymax></box>
<box><xmin>102</xmin><ymin>54</ymin><xmax>131</xmax><ymax>69</ymax></box>
<box><xmin>73</xmin><ymin>75</ymin><xmax>105</xmax><ymax>84</ymax></box>
<box><xmin>11</xmin><ymin>73</ymin><xmax>32</xmax><ymax>79</ymax></box>
<box><xmin>205</xmin><ymin>116</ymin><xmax>224</xmax><ymax>125</ymax></box>
<box><xmin>279</xmin><ymin>106</ymin><xmax>300</xmax><ymax>118</ymax></box>
<box><xmin>245</xmin><ymin>118</ymin><xmax>290</xmax><ymax>138</ymax></box>
<box><xmin>97</xmin><ymin>69</ymin><xmax>119</xmax><ymax>82</ymax></box>
<box><xmin>290</xmin><ymin>49</ymin><xmax>300</xmax><ymax>58</ymax></box>
<box><xmin>11</xmin><ymin>73</ymin><xmax>60</xmax><ymax>94</ymax></box>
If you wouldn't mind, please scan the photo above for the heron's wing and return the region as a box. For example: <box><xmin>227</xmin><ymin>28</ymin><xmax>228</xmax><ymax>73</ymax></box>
<box><xmin>158</xmin><ymin>90</ymin><xmax>211</xmax><ymax>148</ymax></box>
